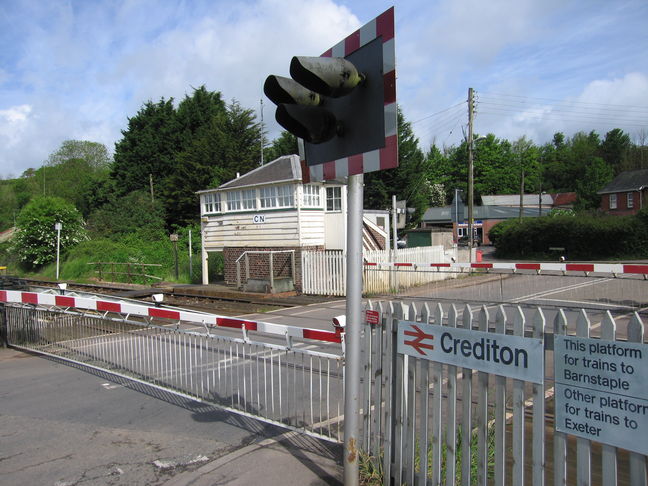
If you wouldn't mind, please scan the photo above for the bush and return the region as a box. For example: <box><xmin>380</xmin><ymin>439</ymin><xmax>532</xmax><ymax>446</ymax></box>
<box><xmin>12</xmin><ymin>196</ymin><xmax>87</xmax><ymax>269</ymax></box>
<box><xmin>490</xmin><ymin>210</ymin><xmax>648</xmax><ymax>260</ymax></box>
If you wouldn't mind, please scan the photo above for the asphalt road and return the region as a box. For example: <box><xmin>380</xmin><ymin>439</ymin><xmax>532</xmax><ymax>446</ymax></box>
<box><xmin>0</xmin><ymin>347</ymin><xmax>342</xmax><ymax>486</ymax></box>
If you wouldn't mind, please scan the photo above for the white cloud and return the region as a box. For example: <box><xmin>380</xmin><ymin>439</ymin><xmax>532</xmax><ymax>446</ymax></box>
<box><xmin>576</xmin><ymin>72</ymin><xmax>648</xmax><ymax>107</ymax></box>
<box><xmin>0</xmin><ymin>105</ymin><xmax>32</xmax><ymax>146</ymax></box>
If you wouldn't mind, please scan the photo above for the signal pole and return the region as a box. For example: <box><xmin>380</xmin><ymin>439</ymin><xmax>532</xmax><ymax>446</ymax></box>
<box><xmin>467</xmin><ymin>87</ymin><xmax>475</xmax><ymax>257</ymax></box>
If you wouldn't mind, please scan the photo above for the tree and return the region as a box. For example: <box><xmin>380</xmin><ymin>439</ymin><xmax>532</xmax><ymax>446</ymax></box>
<box><xmin>111</xmin><ymin>88</ymin><xmax>263</xmax><ymax>228</ymax></box>
<box><xmin>12</xmin><ymin>196</ymin><xmax>87</xmax><ymax>268</ymax></box>
<box><xmin>46</xmin><ymin>140</ymin><xmax>112</xmax><ymax>171</ymax></box>
<box><xmin>87</xmin><ymin>190</ymin><xmax>165</xmax><ymax>239</ymax></box>
<box><xmin>575</xmin><ymin>157</ymin><xmax>614</xmax><ymax>210</ymax></box>
<box><xmin>111</xmin><ymin>98</ymin><xmax>180</xmax><ymax>197</ymax></box>
<box><xmin>601</xmin><ymin>128</ymin><xmax>631</xmax><ymax>173</ymax></box>
<box><xmin>264</xmin><ymin>131</ymin><xmax>298</xmax><ymax>162</ymax></box>
<box><xmin>159</xmin><ymin>97</ymin><xmax>262</xmax><ymax>227</ymax></box>
<box><xmin>364</xmin><ymin>108</ymin><xmax>428</xmax><ymax>228</ymax></box>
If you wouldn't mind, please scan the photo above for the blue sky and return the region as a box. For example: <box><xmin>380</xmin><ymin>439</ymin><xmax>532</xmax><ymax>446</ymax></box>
<box><xmin>1</xmin><ymin>0</ymin><xmax>647</xmax><ymax>177</ymax></box>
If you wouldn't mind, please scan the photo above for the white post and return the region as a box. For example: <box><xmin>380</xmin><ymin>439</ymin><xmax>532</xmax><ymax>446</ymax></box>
<box><xmin>55</xmin><ymin>222</ymin><xmax>62</xmax><ymax>280</ymax></box>
<box><xmin>188</xmin><ymin>229</ymin><xmax>193</xmax><ymax>281</ymax></box>
<box><xmin>391</xmin><ymin>195</ymin><xmax>397</xmax><ymax>290</ymax></box>
<box><xmin>344</xmin><ymin>173</ymin><xmax>363</xmax><ymax>486</ymax></box>
<box><xmin>201</xmin><ymin>222</ymin><xmax>209</xmax><ymax>285</ymax></box>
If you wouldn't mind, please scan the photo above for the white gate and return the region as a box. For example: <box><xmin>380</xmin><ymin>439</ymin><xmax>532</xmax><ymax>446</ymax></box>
<box><xmin>301</xmin><ymin>246</ymin><xmax>453</xmax><ymax>296</ymax></box>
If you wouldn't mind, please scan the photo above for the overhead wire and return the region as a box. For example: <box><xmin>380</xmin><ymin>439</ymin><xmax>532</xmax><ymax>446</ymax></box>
<box><xmin>478</xmin><ymin>91</ymin><xmax>648</xmax><ymax>112</ymax></box>
<box><xmin>475</xmin><ymin>90</ymin><xmax>648</xmax><ymax>133</ymax></box>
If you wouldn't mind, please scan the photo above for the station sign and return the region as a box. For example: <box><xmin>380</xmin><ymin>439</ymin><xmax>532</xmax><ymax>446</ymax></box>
<box><xmin>555</xmin><ymin>335</ymin><xmax>648</xmax><ymax>454</ymax></box>
<box><xmin>396</xmin><ymin>320</ymin><xmax>544</xmax><ymax>383</ymax></box>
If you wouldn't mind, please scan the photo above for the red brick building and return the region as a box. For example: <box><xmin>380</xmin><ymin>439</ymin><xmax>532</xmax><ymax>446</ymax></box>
<box><xmin>598</xmin><ymin>169</ymin><xmax>648</xmax><ymax>215</ymax></box>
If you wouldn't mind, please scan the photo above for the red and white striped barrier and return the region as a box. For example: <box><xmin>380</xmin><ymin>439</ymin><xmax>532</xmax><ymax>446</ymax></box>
<box><xmin>364</xmin><ymin>261</ymin><xmax>648</xmax><ymax>277</ymax></box>
<box><xmin>0</xmin><ymin>290</ymin><xmax>342</xmax><ymax>345</ymax></box>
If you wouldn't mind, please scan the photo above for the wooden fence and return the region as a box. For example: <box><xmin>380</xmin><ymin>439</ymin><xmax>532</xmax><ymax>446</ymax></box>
<box><xmin>360</xmin><ymin>299</ymin><xmax>647</xmax><ymax>486</ymax></box>
<box><xmin>301</xmin><ymin>246</ymin><xmax>452</xmax><ymax>296</ymax></box>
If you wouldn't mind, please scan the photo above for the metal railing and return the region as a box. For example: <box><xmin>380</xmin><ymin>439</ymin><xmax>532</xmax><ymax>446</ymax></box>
<box><xmin>360</xmin><ymin>299</ymin><xmax>648</xmax><ymax>486</ymax></box>
<box><xmin>87</xmin><ymin>262</ymin><xmax>163</xmax><ymax>283</ymax></box>
<box><xmin>3</xmin><ymin>303</ymin><xmax>343</xmax><ymax>442</ymax></box>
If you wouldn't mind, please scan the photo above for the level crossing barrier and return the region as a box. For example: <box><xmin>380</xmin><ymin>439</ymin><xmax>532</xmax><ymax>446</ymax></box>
<box><xmin>1</xmin><ymin>289</ymin><xmax>344</xmax><ymax>442</ymax></box>
<box><xmin>364</xmin><ymin>261</ymin><xmax>648</xmax><ymax>278</ymax></box>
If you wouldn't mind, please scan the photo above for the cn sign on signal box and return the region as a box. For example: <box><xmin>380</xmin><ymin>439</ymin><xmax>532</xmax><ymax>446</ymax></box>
<box><xmin>397</xmin><ymin>321</ymin><xmax>544</xmax><ymax>384</ymax></box>
<box><xmin>555</xmin><ymin>335</ymin><xmax>648</xmax><ymax>454</ymax></box>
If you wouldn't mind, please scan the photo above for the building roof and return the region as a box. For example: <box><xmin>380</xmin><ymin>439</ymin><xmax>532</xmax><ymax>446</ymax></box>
<box><xmin>597</xmin><ymin>169</ymin><xmax>648</xmax><ymax>194</ymax></box>
<box><xmin>552</xmin><ymin>192</ymin><xmax>577</xmax><ymax>207</ymax></box>
<box><xmin>196</xmin><ymin>155</ymin><xmax>302</xmax><ymax>194</ymax></box>
<box><xmin>219</xmin><ymin>155</ymin><xmax>302</xmax><ymax>190</ymax></box>
<box><xmin>423</xmin><ymin>205</ymin><xmax>550</xmax><ymax>223</ymax></box>
<box><xmin>481</xmin><ymin>194</ymin><xmax>553</xmax><ymax>206</ymax></box>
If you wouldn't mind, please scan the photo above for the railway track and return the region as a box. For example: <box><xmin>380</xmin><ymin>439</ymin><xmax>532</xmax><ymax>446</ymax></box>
<box><xmin>4</xmin><ymin>277</ymin><xmax>297</xmax><ymax>316</ymax></box>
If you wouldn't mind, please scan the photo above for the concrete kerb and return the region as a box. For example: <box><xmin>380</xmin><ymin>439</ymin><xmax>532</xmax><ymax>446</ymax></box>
<box><xmin>163</xmin><ymin>430</ymin><xmax>343</xmax><ymax>486</ymax></box>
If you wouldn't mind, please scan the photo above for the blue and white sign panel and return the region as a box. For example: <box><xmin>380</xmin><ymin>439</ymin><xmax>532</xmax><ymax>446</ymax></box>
<box><xmin>555</xmin><ymin>335</ymin><xmax>648</xmax><ymax>454</ymax></box>
<box><xmin>396</xmin><ymin>321</ymin><xmax>544</xmax><ymax>384</ymax></box>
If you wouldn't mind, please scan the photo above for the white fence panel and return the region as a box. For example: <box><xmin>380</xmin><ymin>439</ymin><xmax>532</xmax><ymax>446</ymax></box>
<box><xmin>302</xmin><ymin>246</ymin><xmax>453</xmax><ymax>296</ymax></box>
<box><xmin>362</xmin><ymin>299</ymin><xmax>648</xmax><ymax>486</ymax></box>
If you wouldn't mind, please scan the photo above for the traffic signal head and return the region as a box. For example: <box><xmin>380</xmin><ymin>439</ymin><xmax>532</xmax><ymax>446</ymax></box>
<box><xmin>275</xmin><ymin>104</ymin><xmax>340</xmax><ymax>144</ymax></box>
<box><xmin>263</xmin><ymin>75</ymin><xmax>321</xmax><ymax>106</ymax></box>
<box><xmin>263</xmin><ymin>7</ymin><xmax>396</xmax><ymax>182</ymax></box>
<box><xmin>290</xmin><ymin>56</ymin><xmax>365</xmax><ymax>98</ymax></box>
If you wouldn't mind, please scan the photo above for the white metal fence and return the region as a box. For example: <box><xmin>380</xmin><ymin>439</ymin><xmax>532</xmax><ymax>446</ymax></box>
<box><xmin>360</xmin><ymin>299</ymin><xmax>648</xmax><ymax>486</ymax></box>
<box><xmin>301</xmin><ymin>246</ymin><xmax>453</xmax><ymax>296</ymax></box>
<box><xmin>2</xmin><ymin>302</ymin><xmax>344</xmax><ymax>442</ymax></box>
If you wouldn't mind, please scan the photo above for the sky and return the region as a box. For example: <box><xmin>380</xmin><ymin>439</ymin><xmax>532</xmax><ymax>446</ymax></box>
<box><xmin>1</xmin><ymin>0</ymin><xmax>647</xmax><ymax>177</ymax></box>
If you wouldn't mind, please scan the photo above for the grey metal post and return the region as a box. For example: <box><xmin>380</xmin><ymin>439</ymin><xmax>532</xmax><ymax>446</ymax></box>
<box><xmin>0</xmin><ymin>304</ymin><xmax>7</xmax><ymax>347</ymax></box>
<box><xmin>344</xmin><ymin>173</ymin><xmax>363</xmax><ymax>485</ymax></box>
<box><xmin>269</xmin><ymin>252</ymin><xmax>274</xmax><ymax>293</ymax></box>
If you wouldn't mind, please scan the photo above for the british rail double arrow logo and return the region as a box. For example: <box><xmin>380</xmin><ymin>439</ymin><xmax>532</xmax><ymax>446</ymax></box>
<box><xmin>403</xmin><ymin>325</ymin><xmax>435</xmax><ymax>355</ymax></box>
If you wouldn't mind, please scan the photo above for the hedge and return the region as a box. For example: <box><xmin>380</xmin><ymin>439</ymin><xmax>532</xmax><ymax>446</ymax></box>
<box><xmin>489</xmin><ymin>209</ymin><xmax>648</xmax><ymax>260</ymax></box>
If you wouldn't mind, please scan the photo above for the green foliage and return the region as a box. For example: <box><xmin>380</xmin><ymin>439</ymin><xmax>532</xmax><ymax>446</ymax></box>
<box><xmin>13</xmin><ymin>196</ymin><xmax>87</xmax><ymax>269</ymax></box>
<box><xmin>364</xmin><ymin>107</ymin><xmax>429</xmax><ymax>228</ymax></box>
<box><xmin>574</xmin><ymin>156</ymin><xmax>613</xmax><ymax>210</ymax></box>
<box><xmin>111</xmin><ymin>87</ymin><xmax>262</xmax><ymax>228</ymax></box>
<box><xmin>264</xmin><ymin>131</ymin><xmax>298</xmax><ymax>162</ymax></box>
<box><xmin>87</xmin><ymin>190</ymin><xmax>166</xmax><ymax>239</ymax></box>
<box><xmin>490</xmin><ymin>209</ymin><xmax>648</xmax><ymax>259</ymax></box>
<box><xmin>48</xmin><ymin>224</ymin><xmax>204</xmax><ymax>284</ymax></box>
<box><xmin>46</xmin><ymin>140</ymin><xmax>112</xmax><ymax>170</ymax></box>
<box><xmin>111</xmin><ymin>98</ymin><xmax>180</xmax><ymax>198</ymax></box>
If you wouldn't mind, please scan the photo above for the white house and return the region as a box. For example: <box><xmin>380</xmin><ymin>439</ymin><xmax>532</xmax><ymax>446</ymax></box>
<box><xmin>198</xmin><ymin>155</ymin><xmax>389</xmax><ymax>291</ymax></box>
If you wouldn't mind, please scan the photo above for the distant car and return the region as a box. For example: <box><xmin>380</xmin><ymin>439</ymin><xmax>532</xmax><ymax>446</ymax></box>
<box><xmin>396</xmin><ymin>239</ymin><xmax>407</xmax><ymax>249</ymax></box>
<box><xmin>458</xmin><ymin>235</ymin><xmax>481</xmax><ymax>247</ymax></box>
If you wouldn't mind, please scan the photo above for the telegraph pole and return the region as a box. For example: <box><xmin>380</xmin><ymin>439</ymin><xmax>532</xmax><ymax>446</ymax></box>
<box><xmin>260</xmin><ymin>98</ymin><xmax>265</xmax><ymax>166</ymax></box>
<box><xmin>467</xmin><ymin>87</ymin><xmax>475</xmax><ymax>257</ymax></box>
